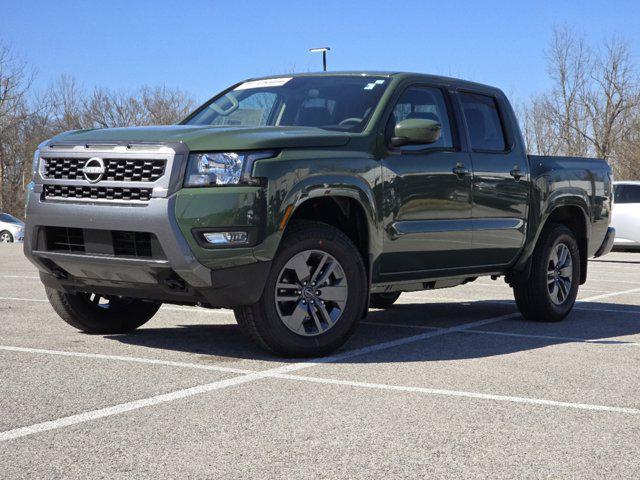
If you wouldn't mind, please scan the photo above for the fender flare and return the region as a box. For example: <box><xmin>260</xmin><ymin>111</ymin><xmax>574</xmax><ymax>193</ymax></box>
<box><xmin>509</xmin><ymin>193</ymin><xmax>591</xmax><ymax>284</ymax></box>
<box><xmin>277</xmin><ymin>174</ymin><xmax>379</xmax><ymax>251</ymax></box>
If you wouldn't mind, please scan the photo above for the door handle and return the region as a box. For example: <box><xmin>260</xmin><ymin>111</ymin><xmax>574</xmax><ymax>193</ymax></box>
<box><xmin>510</xmin><ymin>166</ymin><xmax>523</xmax><ymax>181</ymax></box>
<box><xmin>452</xmin><ymin>163</ymin><xmax>469</xmax><ymax>179</ymax></box>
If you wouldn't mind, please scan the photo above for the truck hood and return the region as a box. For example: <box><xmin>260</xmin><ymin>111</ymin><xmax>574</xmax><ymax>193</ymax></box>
<box><xmin>49</xmin><ymin>125</ymin><xmax>351</xmax><ymax>151</ymax></box>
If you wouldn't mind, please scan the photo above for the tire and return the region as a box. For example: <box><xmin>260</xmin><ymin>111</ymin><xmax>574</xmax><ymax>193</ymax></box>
<box><xmin>370</xmin><ymin>292</ymin><xmax>401</xmax><ymax>309</ymax></box>
<box><xmin>45</xmin><ymin>286</ymin><xmax>161</xmax><ymax>334</ymax></box>
<box><xmin>512</xmin><ymin>223</ymin><xmax>581</xmax><ymax>322</ymax></box>
<box><xmin>0</xmin><ymin>231</ymin><xmax>14</xmax><ymax>243</ymax></box>
<box><xmin>234</xmin><ymin>220</ymin><xmax>367</xmax><ymax>357</ymax></box>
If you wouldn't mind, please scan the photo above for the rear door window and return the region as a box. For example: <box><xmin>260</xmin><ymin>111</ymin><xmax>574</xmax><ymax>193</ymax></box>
<box><xmin>460</xmin><ymin>92</ymin><xmax>506</xmax><ymax>152</ymax></box>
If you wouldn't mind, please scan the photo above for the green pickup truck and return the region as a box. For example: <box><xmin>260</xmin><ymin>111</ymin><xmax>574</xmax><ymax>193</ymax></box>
<box><xmin>25</xmin><ymin>72</ymin><xmax>615</xmax><ymax>357</ymax></box>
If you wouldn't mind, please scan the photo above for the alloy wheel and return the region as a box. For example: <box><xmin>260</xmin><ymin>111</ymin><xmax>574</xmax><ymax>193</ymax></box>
<box><xmin>547</xmin><ymin>242</ymin><xmax>573</xmax><ymax>305</ymax></box>
<box><xmin>274</xmin><ymin>249</ymin><xmax>348</xmax><ymax>336</ymax></box>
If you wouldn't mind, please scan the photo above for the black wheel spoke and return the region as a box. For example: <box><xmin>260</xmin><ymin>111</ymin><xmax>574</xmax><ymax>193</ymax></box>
<box><xmin>317</xmin><ymin>285</ymin><xmax>347</xmax><ymax>302</ymax></box>
<box><xmin>289</xmin><ymin>252</ymin><xmax>312</xmax><ymax>284</ymax></box>
<box><xmin>281</xmin><ymin>300</ymin><xmax>308</xmax><ymax>334</ymax></box>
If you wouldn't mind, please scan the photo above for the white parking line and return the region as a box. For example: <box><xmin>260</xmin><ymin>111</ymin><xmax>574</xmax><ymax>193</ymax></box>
<box><xmin>1</xmin><ymin>286</ymin><xmax>639</xmax><ymax>442</ymax></box>
<box><xmin>161</xmin><ymin>305</ymin><xmax>234</xmax><ymax>315</ymax></box>
<box><xmin>0</xmin><ymin>364</ymin><xmax>308</xmax><ymax>442</ymax></box>
<box><xmin>361</xmin><ymin>321</ymin><xmax>640</xmax><ymax>346</ymax></box>
<box><xmin>0</xmin><ymin>345</ymin><xmax>254</xmax><ymax>374</ymax></box>
<box><xmin>0</xmin><ymin>312</ymin><xmax>518</xmax><ymax>442</ymax></box>
<box><xmin>6</xmin><ymin>296</ymin><xmax>640</xmax><ymax>318</ymax></box>
<box><xmin>1</xmin><ymin>338</ymin><xmax>639</xmax><ymax>443</ymax></box>
<box><xmin>0</xmin><ymin>296</ymin><xmax>48</xmax><ymax>303</ymax></box>
<box><xmin>272</xmin><ymin>374</ymin><xmax>640</xmax><ymax>415</ymax></box>
<box><xmin>576</xmin><ymin>287</ymin><xmax>640</xmax><ymax>302</ymax></box>
<box><xmin>574</xmin><ymin>306</ymin><xmax>640</xmax><ymax>315</ymax></box>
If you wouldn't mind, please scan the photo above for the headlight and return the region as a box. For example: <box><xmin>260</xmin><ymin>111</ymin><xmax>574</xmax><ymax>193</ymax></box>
<box><xmin>33</xmin><ymin>148</ymin><xmax>40</xmax><ymax>175</ymax></box>
<box><xmin>184</xmin><ymin>151</ymin><xmax>276</xmax><ymax>187</ymax></box>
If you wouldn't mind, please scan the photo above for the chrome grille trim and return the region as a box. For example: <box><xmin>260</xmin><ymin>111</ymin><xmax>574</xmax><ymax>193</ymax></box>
<box><xmin>37</xmin><ymin>142</ymin><xmax>186</xmax><ymax>204</ymax></box>
<box><xmin>43</xmin><ymin>157</ymin><xmax>166</xmax><ymax>182</ymax></box>
<box><xmin>44</xmin><ymin>184</ymin><xmax>153</xmax><ymax>202</ymax></box>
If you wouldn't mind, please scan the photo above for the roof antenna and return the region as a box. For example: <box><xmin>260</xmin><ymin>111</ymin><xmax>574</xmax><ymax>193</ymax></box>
<box><xmin>309</xmin><ymin>47</ymin><xmax>331</xmax><ymax>71</ymax></box>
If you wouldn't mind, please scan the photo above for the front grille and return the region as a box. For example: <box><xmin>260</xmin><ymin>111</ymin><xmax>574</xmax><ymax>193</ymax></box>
<box><xmin>45</xmin><ymin>227</ymin><xmax>85</xmax><ymax>253</ymax></box>
<box><xmin>43</xmin><ymin>158</ymin><xmax>166</xmax><ymax>182</ymax></box>
<box><xmin>112</xmin><ymin>231</ymin><xmax>153</xmax><ymax>258</ymax></box>
<box><xmin>42</xmin><ymin>227</ymin><xmax>163</xmax><ymax>259</ymax></box>
<box><xmin>44</xmin><ymin>185</ymin><xmax>152</xmax><ymax>202</ymax></box>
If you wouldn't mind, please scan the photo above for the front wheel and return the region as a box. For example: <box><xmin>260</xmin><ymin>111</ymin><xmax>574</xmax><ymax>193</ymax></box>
<box><xmin>235</xmin><ymin>221</ymin><xmax>367</xmax><ymax>357</ymax></box>
<box><xmin>45</xmin><ymin>286</ymin><xmax>161</xmax><ymax>333</ymax></box>
<box><xmin>512</xmin><ymin>223</ymin><xmax>581</xmax><ymax>322</ymax></box>
<box><xmin>0</xmin><ymin>231</ymin><xmax>14</xmax><ymax>243</ymax></box>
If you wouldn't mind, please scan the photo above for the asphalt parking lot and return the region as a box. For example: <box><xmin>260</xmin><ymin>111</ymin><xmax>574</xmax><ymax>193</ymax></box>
<box><xmin>1</xmin><ymin>244</ymin><xmax>639</xmax><ymax>479</ymax></box>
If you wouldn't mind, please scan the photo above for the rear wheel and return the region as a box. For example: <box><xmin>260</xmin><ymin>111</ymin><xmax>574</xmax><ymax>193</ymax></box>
<box><xmin>234</xmin><ymin>221</ymin><xmax>367</xmax><ymax>357</ymax></box>
<box><xmin>370</xmin><ymin>292</ymin><xmax>401</xmax><ymax>309</ymax></box>
<box><xmin>512</xmin><ymin>223</ymin><xmax>580</xmax><ymax>322</ymax></box>
<box><xmin>0</xmin><ymin>231</ymin><xmax>14</xmax><ymax>243</ymax></box>
<box><xmin>45</xmin><ymin>286</ymin><xmax>161</xmax><ymax>333</ymax></box>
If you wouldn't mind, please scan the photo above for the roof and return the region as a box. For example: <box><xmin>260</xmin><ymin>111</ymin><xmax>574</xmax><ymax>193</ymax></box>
<box><xmin>246</xmin><ymin>71</ymin><xmax>502</xmax><ymax>93</ymax></box>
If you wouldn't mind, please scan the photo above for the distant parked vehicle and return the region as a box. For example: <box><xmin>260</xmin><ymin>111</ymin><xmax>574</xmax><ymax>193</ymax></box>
<box><xmin>612</xmin><ymin>181</ymin><xmax>640</xmax><ymax>250</ymax></box>
<box><xmin>0</xmin><ymin>213</ymin><xmax>25</xmax><ymax>243</ymax></box>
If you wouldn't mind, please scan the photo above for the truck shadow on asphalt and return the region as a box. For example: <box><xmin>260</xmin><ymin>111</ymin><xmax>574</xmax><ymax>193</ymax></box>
<box><xmin>105</xmin><ymin>300</ymin><xmax>640</xmax><ymax>362</ymax></box>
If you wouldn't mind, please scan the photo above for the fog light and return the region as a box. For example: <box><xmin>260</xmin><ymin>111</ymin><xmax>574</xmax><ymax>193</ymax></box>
<box><xmin>202</xmin><ymin>231</ymin><xmax>249</xmax><ymax>246</ymax></box>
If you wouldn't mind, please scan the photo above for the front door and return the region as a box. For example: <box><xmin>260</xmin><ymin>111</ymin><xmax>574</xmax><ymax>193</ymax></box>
<box><xmin>379</xmin><ymin>85</ymin><xmax>474</xmax><ymax>279</ymax></box>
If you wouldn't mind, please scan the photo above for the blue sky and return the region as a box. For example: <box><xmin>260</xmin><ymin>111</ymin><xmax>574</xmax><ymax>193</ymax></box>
<box><xmin>2</xmin><ymin>0</ymin><xmax>639</xmax><ymax>105</ymax></box>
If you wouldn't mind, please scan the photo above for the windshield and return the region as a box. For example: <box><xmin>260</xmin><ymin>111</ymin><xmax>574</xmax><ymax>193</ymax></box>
<box><xmin>184</xmin><ymin>76</ymin><xmax>389</xmax><ymax>132</ymax></box>
<box><xmin>0</xmin><ymin>213</ymin><xmax>21</xmax><ymax>224</ymax></box>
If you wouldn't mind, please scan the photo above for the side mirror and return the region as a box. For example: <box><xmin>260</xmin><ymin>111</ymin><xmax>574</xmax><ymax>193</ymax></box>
<box><xmin>391</xmin><ymin>118</ymin><xmax>442</xmax><ymax>147</ymax></box>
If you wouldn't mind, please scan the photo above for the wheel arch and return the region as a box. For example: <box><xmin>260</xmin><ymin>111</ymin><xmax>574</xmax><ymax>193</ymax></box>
<box><xmin>545</xmin><ymin>205</ymin><xmax>589</xmax><ymax>284</ymax></box>
<box><xmin>283</xmin><ymin>193</ymin><xmax>373</xmax><ymax>271</ymax></box>
<box><xmin>511</xmin><ymin>200</ymin><xmax>590</xmax><ymax>285</ymax></box>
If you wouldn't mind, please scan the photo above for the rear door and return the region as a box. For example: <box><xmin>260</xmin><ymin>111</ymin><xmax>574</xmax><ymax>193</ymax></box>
<box><xmin>613</xmin><ymin>184</ymin><xmax>640</xmax><ymax>245</ymax></box>
<box><xmin>379</xmin><ymin>84</ymin><xmax>474</xmax><ymax>278</ymax></box>
<box><xmin>458</xmin><ymin>91</ymin><xmax>530</xmax><ymax>266</ymax></box>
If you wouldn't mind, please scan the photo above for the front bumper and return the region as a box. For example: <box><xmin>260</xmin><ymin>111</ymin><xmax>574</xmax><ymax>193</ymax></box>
<box><xmin>24</xmin><ymin>191</ymin><xmax>271</xmax><ymax>308</ymax></box>
<box><xmin>24</xmin><ymin>140</ymin><xmax>274</xmax><ymax>308</ymax></box>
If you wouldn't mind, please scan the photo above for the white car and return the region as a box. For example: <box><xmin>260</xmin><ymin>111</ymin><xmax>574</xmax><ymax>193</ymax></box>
<box><xmin>612</xmin><ymin>181</ymin><xmax>640</xmax><ymax>250</ymax></box>
<box><xmin>0</xmin><ymin>212</ymin><xmax>25</xmax><ymax>243</ymax></box>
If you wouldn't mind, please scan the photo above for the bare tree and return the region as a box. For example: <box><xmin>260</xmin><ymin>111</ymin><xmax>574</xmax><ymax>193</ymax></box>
<box><xmin>537</xmin><ymin>26</ymin><xmax>592</xmax><ymax>156</ymax></box>
<box><xmin>521</xmin><ymin>27</ymin><xmax>640</xmax><ymax>180</ymax></box>
<box><xmin>615</xmin><ymin>113</ymin><xmax>640</xmax><ymax>179</ymax></box>
<box><xmin>0</xmin><ymin>61</ymin><xmax>197</xmax><ymax>218</ymax></box>
<box><xmin>82</xmin><ymin>84</ymin><xmax>195</xmax><ymax>128</ymax></box>
<box><xmin>580</xmin><ymin>38</ymin><xmax>640</xmax><ymax>176</ymax></box>
<box><xmin>0</xmin><ymin>42</ymin><xmax>33</xmax><ymax>212</ymax></box>
<box><xmin>140</xmin><ymin>85</ymin><xmax>194</xmax><ymax>125</ymax></box>
<box><xmin>49</xmin><ymin>74</ymin><xmax>85</xmax><ymax>132</ymax></box>
<box><xmin>519</xmin><ymin>97</ymin><xmax>563</xmax><ymax>156</ymax></box>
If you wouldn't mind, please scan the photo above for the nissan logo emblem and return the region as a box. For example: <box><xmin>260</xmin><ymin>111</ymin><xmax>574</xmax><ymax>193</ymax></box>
<box><xmin>82</xmin><ymin>157</ymin><xmax>106</xmax><ymax>183</ymax></box>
